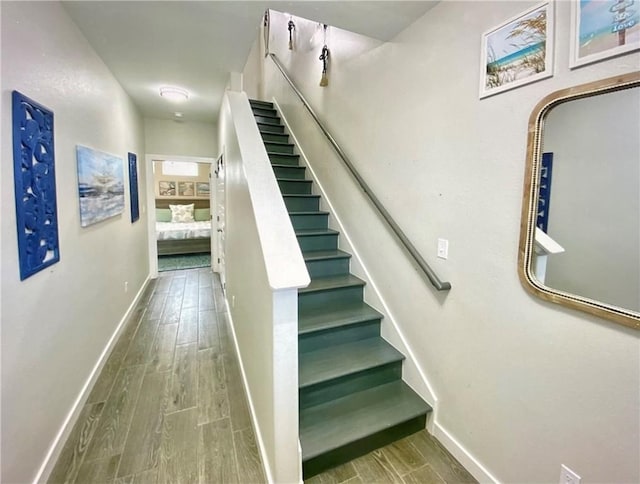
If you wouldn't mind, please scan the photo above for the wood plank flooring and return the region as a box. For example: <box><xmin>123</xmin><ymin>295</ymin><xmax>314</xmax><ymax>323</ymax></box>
<box><xmin>49</xmin><ymin>267</ymin><xmax>476</xmax><ymax>484</ymax></box>
<box><xmin>49</xmin><ymin>268</ymin><xmax>265</xmax><ymax>484</ymax></box>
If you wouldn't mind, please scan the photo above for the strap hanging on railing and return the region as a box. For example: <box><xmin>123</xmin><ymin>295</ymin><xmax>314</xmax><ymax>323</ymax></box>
<box><xmin>288</xmin><ymin>17</ymin><xmax>296</xmax><ymax>50</ymax></box>
<box><xmin>263</xmin><ymin>10</ymin><xmax>270</xmax><ymax>57</ymax></box>
<box><xmin>319</xmin><ymin>45</ymin><xmax>329</xmax><ymax>87</ymax></box>
<box><xmin>319</xmin><ymin>25</ymin><xmax>329</xmax><ymax>87</ymax></box>
<box><xmin>267</xmin><ymin>53</ymin><xmax>451</xmax><ymax>292</ymax></box>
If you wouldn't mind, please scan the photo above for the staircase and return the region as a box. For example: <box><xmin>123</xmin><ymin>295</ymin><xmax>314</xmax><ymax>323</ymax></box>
<box><xmin>249</xmin><ymin>99</ymin><xmax>432</xmax><ymax>479</ymax></box>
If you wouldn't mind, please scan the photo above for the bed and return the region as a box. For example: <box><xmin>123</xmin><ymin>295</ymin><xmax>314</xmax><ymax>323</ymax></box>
<box><xmin>155</xmin><ymin>199</ymin><xmax>211</xmax><ymax>255</ymax></box>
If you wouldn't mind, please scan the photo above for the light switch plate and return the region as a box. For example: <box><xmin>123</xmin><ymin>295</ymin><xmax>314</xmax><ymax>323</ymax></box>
<box><xmin>437</xmin><ymin>238</ymin><xmax>449</xmax><ymax>259</ymax></box>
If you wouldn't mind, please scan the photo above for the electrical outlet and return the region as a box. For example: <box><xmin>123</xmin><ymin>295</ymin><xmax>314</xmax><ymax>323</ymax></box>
<box><xmin>124</xmin><ymin>281</ymin><xmax>129</xmax><ymax>293</ymax></box>
<box><xmin>437</xmin><ymin>238</ymin><xmax>449</xmax><ymax>259</ymax></box>
<box><xmin>560</xmin><ymin>465</ymin><xmax>581</xmax><ymax>484</ymax></box>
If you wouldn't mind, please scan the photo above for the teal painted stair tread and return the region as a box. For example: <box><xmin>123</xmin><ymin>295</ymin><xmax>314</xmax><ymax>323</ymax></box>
<box><xmin>290</xmin><ymin>212</ymin><xmax>329</xmax><ymax>231</ymax></box>
<box><xmin>299</xmin><ymin>273</ymin><xmax>365</xmax><ymax>294</ymax></box>
<box><xmin>296</xmin><ymin>228</ymin><xmax>339</xmax><ymax>251</ymax></box>
<box><xmin>304</xmin><ymin>249</ymin><xmax>351</xmax><ymax>277</ymax></box>
<box><xmin>273</xmin><ymin>165</ymin><xmax>306</xmax><ymax>180</ymax></box>
<box><xmin>255</xmin><ymin>116</ymin><xmax>281</xmax><ymax>126</ymax></box>
<box><xmin>289</xmin><ymin>210</ymin><xmax>329</xmax><ymax>216</ymax></box>
<box><xmin>302</xmin><ymin>249</ymin><xmax>351</xmax><ymax>261</ymax></box>
<box><xmin>298</xmin><ymin>274</ymin><xmax>365</xmax><ymax>310</ymax></box>
<box><xmin>261</xmin><ymin>132</ymin><xmax>289</xmax><ymax>143</ymax></box>
<box><xmin>251</xmin><ymin>107</ymin><xmax>277</xmax><ymax>117</ymax></box>
<box><xmin>298</xmin><ymin>301</ymin><xmax>382</xmax><ymax>335</ymax></box>
<box><xmin>265</xmin><ymin>142</ymin><xmax>294</xmax><ymax>154</ymax></box>
<box><xmin>300</xmin><ymin>380</ymin><xmax>431</xmax><ymax>461</ymax></box>
<box><xmin>283</xmin><ymin>195</ymin><xmax>320</xmax><ymax>211</ymax></box>
<box><xmin>299</xmin><ymin>337</ymin><xmax>404</xmax><ymax>389</ymax></box>
<box><xmin>267</xmin><ymin>152</ymin><xmax>299</xmax><ymax>164</ymax></box>
<box><xmin>249</xmin><ymin>99</ymin><xmax>273</xmax><ymax>108</ymax></box>
<box><xmin>277</xmin><ymin>178</ymin><xmax>313</xmax><ymax>195</ymax></box>
<box><xmin>264</xmin><ymin>141</ymin><xmax>295</xmax><ymax>149</ymax></box>
<box><xmin>295</xmin><ymin>228</ymin><xmax>339</xmax><ymax>236</ymax></box>
<box><xmin>258</xmin><ymin>123</ymin><xmax>285</xmax><ymax>134</ymax></box>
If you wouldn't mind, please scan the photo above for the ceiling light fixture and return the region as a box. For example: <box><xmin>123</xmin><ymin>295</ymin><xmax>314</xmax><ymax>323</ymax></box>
<box><xmin>174</xmin><ymin>112</ymin><xmax>183</xmax><ymax>118</ymax></box>
<box><xmin>159</xmin><ymin>86</ymin><xmax>189</xmax><ymax>102</ymax></box>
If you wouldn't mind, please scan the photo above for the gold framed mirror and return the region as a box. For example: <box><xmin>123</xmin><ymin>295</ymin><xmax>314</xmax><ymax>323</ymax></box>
<box><xmin>519</xmin><ymin>71</ymin><xmax>640</xmax><ymax>330</ymax></box>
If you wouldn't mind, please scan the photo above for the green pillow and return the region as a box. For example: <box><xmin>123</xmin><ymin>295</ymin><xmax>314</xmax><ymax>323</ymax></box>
<box><xmin>194</xmin><ymin>208</ymin><xmax>211</xmax><ymax>222</ymax></box>
<box><xmin>156</xmin><ymin>208</ymin><xmax>172</xmax><ymax>222</ymax></box>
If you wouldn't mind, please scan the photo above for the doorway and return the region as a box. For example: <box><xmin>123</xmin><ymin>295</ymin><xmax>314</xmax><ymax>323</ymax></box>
<box><xmin>145</xmin><ymin>154</ymin><xmax>215</xmax><ymax>278</ymax></box>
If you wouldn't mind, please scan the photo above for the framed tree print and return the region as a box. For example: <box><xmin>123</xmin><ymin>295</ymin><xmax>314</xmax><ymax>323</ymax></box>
<box><xmin>480</xmin><ymin>2</ymin><xmax>554</xmax><ymax>98</ymax></box>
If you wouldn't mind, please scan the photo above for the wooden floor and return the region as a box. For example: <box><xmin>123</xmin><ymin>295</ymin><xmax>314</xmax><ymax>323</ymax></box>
<box><xmin>49</xmin><ymin>268</ymin><xmax>476</xmax><ymax>484</ymax></box>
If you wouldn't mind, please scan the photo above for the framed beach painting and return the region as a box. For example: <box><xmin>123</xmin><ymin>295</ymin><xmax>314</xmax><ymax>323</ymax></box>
<box><xmin>159</xmin><ymin>181</ymin><xmax>176</xmax><ymax>196</ymax></box>
<box><xmin>178</xmin><ymin>181</ymin><xmax>195</xmax><ymax>196</ymax></box>
<box><xmin>196</xmin><ymin>182</ymin><xmax>210</xmax><ymax>197</ymax></box>
<box><xmin>76</xmin><ymin>145</ymin><xmax>125</xmax><ymax>227</ymax></box>
<box><xmin>480</xmin><ymin>2</ymin><xmax>554</xmax><ymax>98</ymax></box>
<box><xmin>570</xmin><ymin>0</ymin><xmax>640</xmax><ymax>68</ymax></box>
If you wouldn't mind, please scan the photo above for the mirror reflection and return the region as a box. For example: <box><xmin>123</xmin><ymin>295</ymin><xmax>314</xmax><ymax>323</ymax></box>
<box><xmin>519</xmin><ymin>72</ymin><xmax>640</xmax><ymax>329</ymax></box>
<box><xmin>537</xmin><ymin>86</ymin><xmax>640</xmax><ymax>312</ymax></box>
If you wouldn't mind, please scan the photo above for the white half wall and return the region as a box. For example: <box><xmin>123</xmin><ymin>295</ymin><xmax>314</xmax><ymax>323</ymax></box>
<box><xmin>254</xmin><ymin>4</ymin><xmax>640</xmax><ymax>483</ymax></box>
<box><xmin>218</xmin><ymin>90</ymin><xmax>308</xmax><ymax>484</ymax></box>
<box><xmin>1</xmin><ymin>2</ymin><xmax>148</xmax><ymax>482</ymax></box>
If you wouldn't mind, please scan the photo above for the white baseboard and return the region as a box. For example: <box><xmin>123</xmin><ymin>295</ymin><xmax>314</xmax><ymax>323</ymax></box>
<box><xmin>222</xmin><ymin>298</ymin><xmax>278</xmax><ymax>484</ymax></box>
<box><xmin>33</xmin><ymin>276</ymin><xmax>152</xmax><ymax>484</ymax></box>
<box><xmin>432</xmin><ymin>421</ymin><xmax>500</xmax><ymax>483</ymax></box>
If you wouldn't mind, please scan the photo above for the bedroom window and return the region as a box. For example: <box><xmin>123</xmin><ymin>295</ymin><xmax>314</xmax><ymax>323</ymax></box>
<box><xmin>161</xmin><ymin>161</ymin><xmax>199</xmax><ymax>177</ymax></box>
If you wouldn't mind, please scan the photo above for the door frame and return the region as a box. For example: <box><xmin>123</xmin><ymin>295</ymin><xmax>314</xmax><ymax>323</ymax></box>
<box><xmin>212</xmin><ymin>148</ymin><xmax>226</xmax><ymax>284</ymax></box>
<box><xmin>145</xmin><ymin>154</ymin><xmax>215</xmax><ymax>278</ymax></box>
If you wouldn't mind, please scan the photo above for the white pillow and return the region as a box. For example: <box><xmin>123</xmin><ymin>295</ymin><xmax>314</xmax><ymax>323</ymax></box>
<box><xmin>169</xmin><ymin>204</ymin><xmax>195</xmax><ymax>223</ymax></box>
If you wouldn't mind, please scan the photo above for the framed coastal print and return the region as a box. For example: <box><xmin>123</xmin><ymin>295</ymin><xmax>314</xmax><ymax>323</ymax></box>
<box><xmin>178</xmin><ymin>181</ymin><xmax>195</xmax><ymax>196</ymax></box>
<box><xmin>570</xmin><ymin>0</ymin><xmax>640</xmax><ymax>68</ymax></box>
<box><xmin>196</xmin><ymin>182</ymin><xmax>210</xmax><ymax>197</ymax></box>
<box><xmin>76</xmin><ymin>145</ymin><xmax>125</xmax><ymax>227</ymax></box>
<box><xmin>480</xmin><ymin>2</ymin><xmax>554</xmax><ymax>98</ymax></box>
<box><xmin>159</xmin><ymin>180</ymin><xmax>176</xmax><ymax>196</ymax></box>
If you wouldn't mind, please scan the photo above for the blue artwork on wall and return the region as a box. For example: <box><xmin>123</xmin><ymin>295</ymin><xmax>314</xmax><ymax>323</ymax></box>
<box><xmin>537</xmin><ymin>152</ymin><xmax>553</xmax><ymax>233</ymax></box>
<box><xmin>128</xmin><ymin>152</ymin><xmax>140</xmax><ymax>223</ymax></box>
<box><xmin>12</xmin><ymin>91</ymin><xmax>60</xmax><ymax>280</ymax></box>
<box><xmin>76</xmin><ymin>145</ymin><xmax>124</xmax><ymax>227</ymax></box>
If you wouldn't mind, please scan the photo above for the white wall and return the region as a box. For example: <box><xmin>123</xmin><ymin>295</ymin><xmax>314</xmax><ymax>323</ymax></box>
<box><xmin>144</xmin><ymin>117</ymin><xmax>217</xmax><ymax>158</ymax></box>
<box><xmin>543</xmin><ymin>88</ymin><xmax>640</xmax><ymax>311</ymax></box>
<box><xmin>255</xmin><ymin>3</ymin><xmax>640</xmax><ymax>483</ymax></box>
<box><xmin>1</xmin><ymin>2</ymin><xmax>148</xmax><ymax>482</ymax></box>
<box><xmin>243</xmin><ymin>36</ymin><xmax>263</xmax><ymax>101</ymax></box>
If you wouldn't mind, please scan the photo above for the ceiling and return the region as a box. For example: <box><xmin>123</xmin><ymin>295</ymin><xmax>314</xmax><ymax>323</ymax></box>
<box><xmin>63</xmin><ymin>1</ymin><xmax>437</xmax><ymax>124</ymax></box>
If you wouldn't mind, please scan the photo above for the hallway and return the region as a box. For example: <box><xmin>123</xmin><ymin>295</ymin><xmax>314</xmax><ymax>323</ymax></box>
<box><xmin>49</xmin><ymin>268</ymin><xmax>476</xmax><ymax>484</ymax></box>
<box><xmin>48</xmin><ymin>268</ymin><xmax>266</xmax><ymax>483</ymax></box>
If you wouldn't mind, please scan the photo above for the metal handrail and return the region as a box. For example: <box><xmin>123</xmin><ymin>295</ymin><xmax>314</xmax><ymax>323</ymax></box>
<box><xmin>268</xmin><ymin>53</ymin><xmax>451</xmax><ymax>291</ymax></box>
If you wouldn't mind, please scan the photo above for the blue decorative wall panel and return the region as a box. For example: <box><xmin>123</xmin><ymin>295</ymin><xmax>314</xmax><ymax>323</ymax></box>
<box><xmin>128</xmin><ymin>152</ymin><xmax>140</xmax><ymax>223</ymax></box>
<box><xmin>12</xmin><ymin>91</ymin><xmax>60</xmax><ymax>280</ymax></box>
<box><xmin>537</xmin><ymin>152</ymin><xmax>553</xmax><ymax>233</ymax></box>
